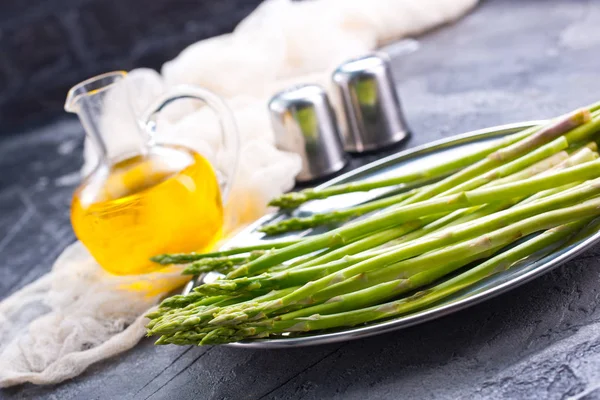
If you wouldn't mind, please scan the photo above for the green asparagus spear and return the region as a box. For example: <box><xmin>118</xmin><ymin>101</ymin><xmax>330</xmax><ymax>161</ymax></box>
<box><xmin>260</xmin><ymin>189</ymin><xmax>417</xmax><ymax>235</ymax></box>
<box><xmin>147</xmin><ymin>286</ymin><xmax>301</xmax><ymax>336</ymax></box>
<box><xmin>228</xmin><ymin>159</ymin><xmax>600</xmax><ymax>279</ymax></box>
<box><xmin>293</xmin><ymin>149</ymin><xmax>573</xmax><ymax>268</ymax></box>
<box><xmin>260</xmin><ymin>136</ymin><xmax>571</xmax><ymax>235</ymax></box>
<box><xmin>270</xmin><ymin>108</ymin><xmax>591</xmax><ymax>209</ymax></box>
<box><xmin>258</xmin><ymin>127</ymin><xmax>596</xmax><ymax>273</ymax></box>
<box><xmin>181</xmin><ymin>251</ymin><xmax>265</xmax><ymax>276</ymax></box>
<box><xmin>199</xmin><ymin>220</ymin><xmax>587</xmax><ymax>344</ymax></box>
<box><xmin>390</xmin><ymin>145</ymin><xmax>596</xmax><ymax>247</ymax></box>
<box><xmin>209</xmin><ymin>194</ymin><xmax>600</xmax><ymax>327</ymax></box>
<box><xmin>197</xmin><ymin>177</ymin><xmax>585</xmax><ymax>297</ymax></box>
<box><xmin>151</xmin><ymin>240</ymin><xmax>298</xmax><ymax>265</ymax></box>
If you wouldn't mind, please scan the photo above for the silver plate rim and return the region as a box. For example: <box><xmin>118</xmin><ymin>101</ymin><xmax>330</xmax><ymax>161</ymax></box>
<box><xmin>205</xmin><ymin>119</ymin><xmax>600</xmax><ymax>348</ymax></box>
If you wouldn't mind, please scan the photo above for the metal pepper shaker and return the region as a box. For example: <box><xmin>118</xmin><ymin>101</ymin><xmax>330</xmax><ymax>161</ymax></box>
<box><xmin>268</xmin><ymin>84</ymin><xmax>347</xmax><ymax>182</ymax></box>
<box><xmin>332</xmin><ymin>53</ymin><xmax>410</xmax><ymax>153</ymax></box>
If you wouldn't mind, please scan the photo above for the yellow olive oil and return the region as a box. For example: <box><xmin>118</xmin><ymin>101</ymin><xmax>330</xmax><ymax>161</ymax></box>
<box><xmin>71</xmin><ymin>145</ymin><xmax>223</xmax><ymax>275</ymax></box>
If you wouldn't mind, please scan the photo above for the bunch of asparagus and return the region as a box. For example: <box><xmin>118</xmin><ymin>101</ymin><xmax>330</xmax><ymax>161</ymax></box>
<box><xmin>147</xmin><ymin>102</ymin><xmax>600</xmax><ymax>345</ymax></box>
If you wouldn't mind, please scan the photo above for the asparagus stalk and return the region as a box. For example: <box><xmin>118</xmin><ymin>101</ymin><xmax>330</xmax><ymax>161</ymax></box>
<box><xmin>284</xmin><ymin>220</ymin><xmax>590</xmax><ymax>330</ymax></box>
<box><xmin>154</xmin><ymin>218</ymin><xmax>587</xmax><ymax>346</ymax></box>
<box><xmin>156</xmin><ymin>131</ymin><xmax>594</xmax><ymax>276</ymax></box>
<box><xmin>209</xmin><ymin>194</ymin><xmax>600</xmax><ymax>327</ymax></box>
<box><xmin>391</xmin><ymin>146</ymin><xmax>596</xmax><ymax>247</ymax></box>
<box><xmin>260</xmin><ymin>137</ymin><xmax>571</xmax><ymax>235</ymax></box>
<box><xmin>377</xmin><ymin>143</ymin><xmax>596</xmax><ymax>249</ymax></box>
<box><xmin>278</xmin><ymin>146</ymin><xmax>588</xmax><ymax>273</ymax></box>
<box><xmin>270</xmin><ymin>108</ymin><xmax>590</xmax><ymax>209</ymax></box>
<box><xmin>260</xmin><ymin>189</ymin><xmax>418</xmax><ymax>235</ymax></box>
<box><xmin>146</xmin><ymin>294</ymin><xmax>247</xmax><ymax>331</ymax></box>
<box><xmin>211</xmin><ymin>243</ymin><xmax>507</xmax><ymax>326</ymax></box>
<box><xmin>182</xmin><ymin>215</ymin><xmax>431</xmax><ymax>277</ymax></box>
<box><xmin>182</xmin><ymin>251</ymin><xmax>265</xmax><ymax>276</ymax></box>
<box><xmin>151</xmin><ymin>294</ymin><xmax>230</xmax><ymax>313</ymax></box>
<box><xmin>181</xmin><ymin>255</ymin><xmax>247</xmax><ymax>275</ymax></box>
<box><xmin>517</xmin><ymin>147</ymin><xmax>598</xmax><ymax>206</ymax></box>
<box><xmin>199</xmin><ymin>220</ymin><xmax>588</xmax><ymax>344</ymax></box>
<box><xmin>285</xmin><ymin>218</ymin><xmax>438</xmax><ymax>271</ymax></box>
<box><xmin>382</xmin><ymin>146</ymin><xmax>574</xmax><ymax>244</ymax></box>
<box><xmin>148</xmin><ymin>286</ymin><xmax>301</xmax><ymax>336</ymax></box>
<box><xmin>198</xmin><ymin>200</ymin><xmax>510</xmax><ymax>297</ymax></box>
<box><xmin>279</xmin><ymin>137</ymin><xmax>591</xmax><ymax>256</ymax></box>
<box><xmin>151</xmin><ymin>240</ymin><xmax>298</xmax><ymax>265</ymax></box>
<box><xmin>228</xmin><ymin>159</ymin><xmax>600</xmax><ymax>279</ymax></box>
<box><xmin>269</xmin><ymin>151</ymin><xmax>567</xmax><ymax>271</ymax></box>
<box><xmin>292</xmin><ymin>149</ymin><xmax>573</xmax><ymax>268</ymax></box>
<box><xmin>198</xmin><ymin>177</ymin><xmax>597</xmax><ymax>303</ymax></box>
<box><xmin>400</xmin><ymin>109</ymin><xmax>591</xmax><ymax>206</ymax></box>
<box><xmin>268</xmin><ymin>127</ymin><xmax>534</xmax><ymax>208</ymax></box>
<box><xmin>271</xmin><ymin>246</ymin><xmax>508</xmax><ymax>320</ymax></box>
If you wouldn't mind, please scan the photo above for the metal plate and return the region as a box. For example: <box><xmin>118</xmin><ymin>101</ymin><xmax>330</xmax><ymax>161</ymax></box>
<box><xmin>188</xmin><ymin>120</ymin><xmax>600</xmax><ymax>348</ymax></box>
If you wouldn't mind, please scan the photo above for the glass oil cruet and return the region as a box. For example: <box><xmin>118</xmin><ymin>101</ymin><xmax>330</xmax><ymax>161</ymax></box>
<box><xmin>65</xmin><ymin>71</ymin><xmax>239</xmax><ymax>275</ymax></box>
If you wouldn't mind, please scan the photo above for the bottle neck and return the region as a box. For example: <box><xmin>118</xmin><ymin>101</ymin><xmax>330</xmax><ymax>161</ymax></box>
<box><xmin>66</xmin><ymin>71</ymin><xmax>151</xmax><ymax>166</ymax></box>
<box><xmin>76</xmin><ymin>90</ymin><xmax>150</xmax><ymax>166</ymax></box>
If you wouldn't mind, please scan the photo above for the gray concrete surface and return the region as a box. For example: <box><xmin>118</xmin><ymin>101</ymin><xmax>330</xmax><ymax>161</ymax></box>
<box><xmin>2</xmin><ymin>0</ymin><xmax>600</xmax><ymax>398</ymax></box>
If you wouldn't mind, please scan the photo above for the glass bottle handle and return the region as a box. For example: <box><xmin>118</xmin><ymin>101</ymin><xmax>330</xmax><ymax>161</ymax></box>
<box><xmin>140</xmin><ymin>85</ymin><xmax>240</xmax><ymax>201</ymax></box>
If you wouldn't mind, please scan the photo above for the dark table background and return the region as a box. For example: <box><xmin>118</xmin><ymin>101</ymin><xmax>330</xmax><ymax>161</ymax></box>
<box><xmin>3</xmin><ymin>0</ymin><xmax>600</xmax><ymax>399</ymax></box>
<box><xmin>0</xmin><ymin>0</ymin><xmax>263</xmax><ymax>129</ymax></box>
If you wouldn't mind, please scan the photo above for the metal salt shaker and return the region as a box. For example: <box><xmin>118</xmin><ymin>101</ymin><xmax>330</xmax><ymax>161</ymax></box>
<box><xmin>332</xmin><ymin>53</ymin><xmax>410</xmax><ymax>153</ymax></box>
<box><xmin>268</xmin><ymin>84</ymin><xmax>347</xmax><ymax>182</ymax></box>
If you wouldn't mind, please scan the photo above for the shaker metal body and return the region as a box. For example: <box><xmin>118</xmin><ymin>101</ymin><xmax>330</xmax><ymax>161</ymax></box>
<box><xmin>333</xmin><ymin>54</ymin><xmax>410</xmax><ymax>153</ymax></box>
<box><xmin>269</xmin><ymin>84</ymin><xmax>346</xmax><ymax>182</ymax></box>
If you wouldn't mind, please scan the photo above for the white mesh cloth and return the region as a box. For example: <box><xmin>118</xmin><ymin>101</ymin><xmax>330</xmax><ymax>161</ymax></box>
<box><xmin>0</xmin><ymin>0</ymin><xmax>478</xmax><ymax>387</ymax></box>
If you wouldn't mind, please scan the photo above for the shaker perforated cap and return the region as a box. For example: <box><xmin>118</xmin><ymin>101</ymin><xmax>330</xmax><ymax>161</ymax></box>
<box><xmin>269</xmin><ymin>84</ymin><xmax>347</xmax><ymax>182</ymax></box>
<box><xmin>332</xmin><ymin>53</ymin><xmax>410</xmax><ymax>153</ymax></box>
